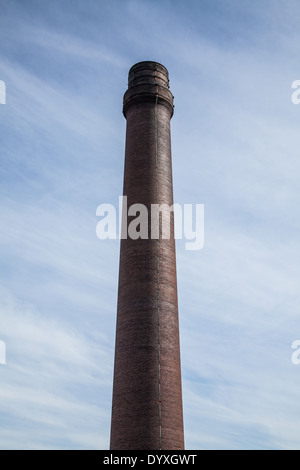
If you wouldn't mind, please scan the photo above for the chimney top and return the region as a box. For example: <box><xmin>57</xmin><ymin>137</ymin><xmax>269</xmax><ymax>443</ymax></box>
<box><xmin>123</xmin><ymin>61</ymin><xmax>174</xmax><ymax>118</ymax></box>
<box><xmin>128</xmin><ymin>61</ymin><xmax>170</xmax><ymax>89</ymax></box>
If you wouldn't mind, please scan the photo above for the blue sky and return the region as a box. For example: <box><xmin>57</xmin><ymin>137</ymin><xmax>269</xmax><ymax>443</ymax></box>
<box><xmin>1</xmin><ymin>0</ymin><xmax>300</xmax><ymax>449</ymax></box>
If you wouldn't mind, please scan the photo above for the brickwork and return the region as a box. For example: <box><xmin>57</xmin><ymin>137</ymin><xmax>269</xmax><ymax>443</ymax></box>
<box><xmin>110</xmin><ymin>62</ymin><xmax>184</xmax><ymax>450</ymax></box>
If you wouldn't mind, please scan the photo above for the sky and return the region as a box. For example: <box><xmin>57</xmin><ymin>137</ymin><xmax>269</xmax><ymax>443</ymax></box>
<box><xmin>0</xmin><ymin>0</ymin><xmax>300</xmax><ymax>450</ymax></box>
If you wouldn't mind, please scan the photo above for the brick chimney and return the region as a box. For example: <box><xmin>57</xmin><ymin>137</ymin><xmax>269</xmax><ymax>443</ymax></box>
<box><xmin>110</xmin><ymin>61</ymin><xmax>184</xmax><ymax>450</ymax></box>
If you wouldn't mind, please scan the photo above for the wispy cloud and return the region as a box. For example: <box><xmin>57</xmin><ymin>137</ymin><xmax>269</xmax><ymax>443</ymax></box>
<box><xmin>1</xmin><ymin>0</ymin><xmax>300</xmax><ymax>450</ymax></box>
<box><xmin>0</xmin><ymin>287</ymin><xmax>112</xmax><ymax>449</ymax></box>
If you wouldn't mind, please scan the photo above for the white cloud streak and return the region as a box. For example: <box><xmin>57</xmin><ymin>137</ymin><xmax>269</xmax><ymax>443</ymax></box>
<box><xmin>1</xmin><ymin>0</ymin><xmax>300</xmax><ymax>450</ymax></box>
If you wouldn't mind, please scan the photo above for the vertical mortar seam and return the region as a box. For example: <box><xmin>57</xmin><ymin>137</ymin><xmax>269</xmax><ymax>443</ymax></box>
<box><xmin>155</xmin><ymin>85</ymin><xmax>162</xmax><ymax>451</ymax></box>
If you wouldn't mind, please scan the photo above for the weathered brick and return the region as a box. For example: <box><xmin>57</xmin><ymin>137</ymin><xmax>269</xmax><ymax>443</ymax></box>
<box><xmin>110</xmin><ymin>61</ymin><xmax>184</xmax><ymax>450</ymax></box>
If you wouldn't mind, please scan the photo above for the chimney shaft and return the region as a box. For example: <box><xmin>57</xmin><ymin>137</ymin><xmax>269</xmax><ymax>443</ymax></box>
<box><xmin>110</xmin><ymin>61</ymin><xmax>184</xmax><ymax>450</ymax></box>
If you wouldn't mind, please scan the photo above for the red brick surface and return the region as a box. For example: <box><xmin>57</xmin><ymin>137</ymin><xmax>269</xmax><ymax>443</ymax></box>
<box><xmin>110</xmin><ymin>62</ymin><xmax>184</xmax><ymax>450</ymax></box>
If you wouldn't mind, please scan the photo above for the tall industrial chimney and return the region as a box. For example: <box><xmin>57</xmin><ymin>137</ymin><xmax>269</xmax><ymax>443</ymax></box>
<box><xmin>110</xmin><ymin>61</ymin><xmax>184</xmax><ymax>450</ymax></box>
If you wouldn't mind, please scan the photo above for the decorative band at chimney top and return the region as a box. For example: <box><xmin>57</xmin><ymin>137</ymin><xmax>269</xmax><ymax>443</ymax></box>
<box><xmin>123</xmin><ymin>61</ymin><xmax>174</xmax><ymax>118</ymax></box>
